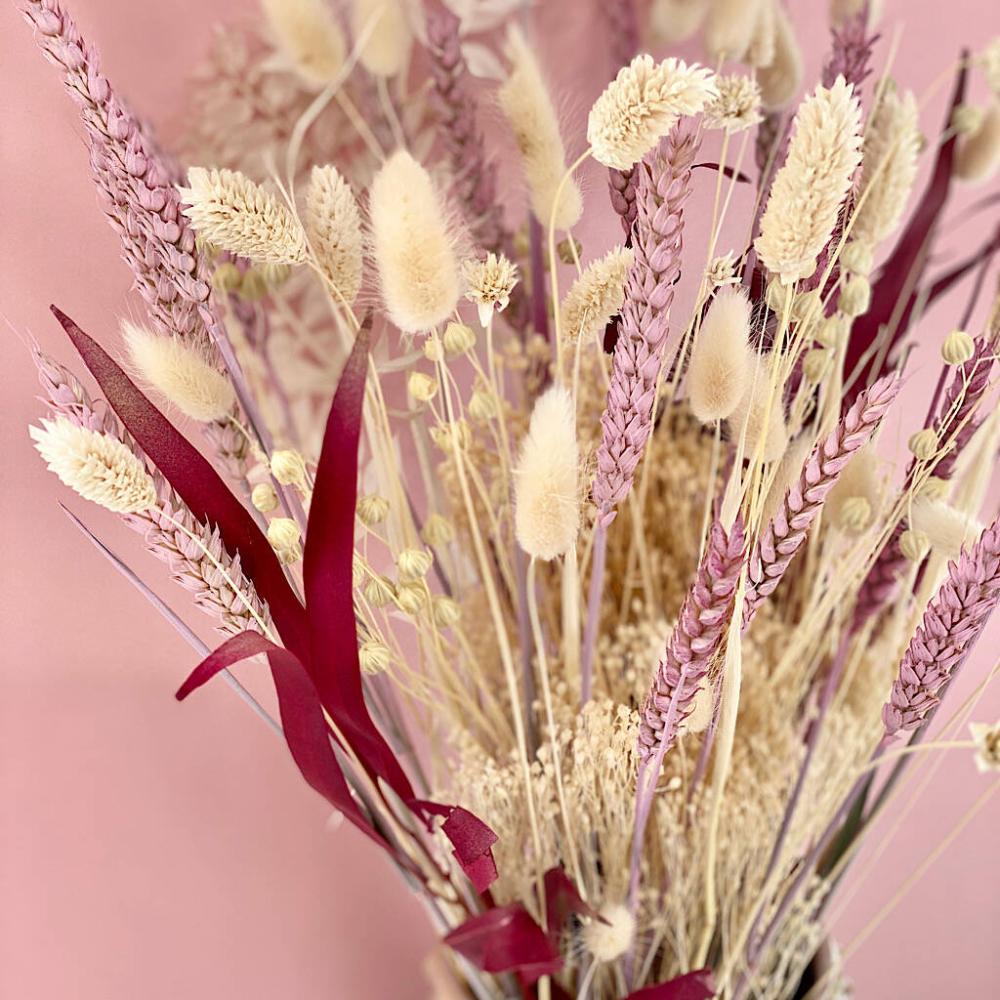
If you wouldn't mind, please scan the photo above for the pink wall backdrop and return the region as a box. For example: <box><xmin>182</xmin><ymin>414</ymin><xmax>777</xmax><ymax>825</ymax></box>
<box><xmin>2</xmin><ymin>2</ymin><xmax>998</xmax><ymax>998</ymax></box>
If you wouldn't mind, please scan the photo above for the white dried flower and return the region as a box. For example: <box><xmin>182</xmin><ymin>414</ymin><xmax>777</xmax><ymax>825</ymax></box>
<box><xmin>359</xmin><ymin>639</ymin><xmax>391</xmax><ymax>676</ymax></box>
<box><xmin>970</xmin><ymin>721</ymin><xmax>1000</xmax><ymax>772</ymax></box>
<box><xmin>705</xmin><ymin>0</ymin><xmax>763</xmax><ymax>62</ymax></box>
<box><xmin>397</xmin><ymin>547</ymin><xmax>433</xmax><ymax>580</ymax></box>
<box><xmin>587</xmin><ymin>55</ymin><xmax>717</xmax><ymax>170</ymax></box>
<box><xmin>758</xmin><ymin>2</ymin><xmax>803</xmax><ymax>110</ymax></box>
<box><xmin>408</xmin><ymin>371</ymin><xmax>439</xmax><ymax>404</ymax></box>
<box><xmin>704</xmin><ymin>74</ymin><xmax>763</xmax><ymax>133</ymax></box>
<box><xmin>728</xmin><ymin>353</ymin><xmax>789</xmax><ymax>463</ymax></box>
<box><xmin>122</xmin><ymin>322</ymin><xmax>235</xmax><ymax>423</ymax></box>
<box><xmin>370</xmin><ymin>151</ymin><xmax>461</xmax><ymax>332</ymax></box>
<box><xmin>31</xmin><ymin>417</ymin><xmax>157</xmax><ymax>513</ymax></box>
<box><xmin>908</xmin><ymin>428</ymin><xmax>938</xmax><ymax>462</ymax></box>
<box><xmin>357</xmin><ymin>494</ymin><xmax>390</xmax><ymax>526</ymax></box>
<box><xmin>909</xmin><ymin>498</ymin><xmax>981</xmax><ymax>559</ymax></box>
<box><xmin>955</xmin><ymin>101</ymin><xmax>1000</xmax><ymax>182</ymax></box>
<box><xmin>266</xmin><ymin>517</ymin><xmax>302</xmax><ymax>563</ymax></box>
<box><xmin>852</xmin><ymin>85</ymin><xmax>921</xmax><ymax>249</ymax></box>
<box><xmin>261</xmin><ymin>0</ymin><xmax>346</xmax><ymax>87</ymax></box>
<box><xmin>582</xmin><ymin>903</ymin><xmax>635</xmax><ymax>963</ymax></box>
<box><xmin>179</xmin><ymin>167</ymin><xmax>306</xmax><ymax>265</ymax></box>
<box><xmin>514</xmin><ymin>385</ymin><xmax>579</xmax><ymax>560</ymax></box>
<box><xmin>443</xmin><ymin>322</ymin><xmax>477</xmax><ymax>356</ymax></box>
<box><xmin>687</xmin><ymin>287</ymin><xmax>754</xmax><ymax>423</ymax></box>
<box><xmin>270</xmin><ymin>449</ymin><xmax>308</xmax><ymax>488</ymax></box>
<box><xmin>251</xmin><ymin>482</ymin><xmax>279</xmax><ymax>514</ymax></box>
<box><xmin>559</xmin><ymin>246</ymin><xmax>634</xmax><ymax>343</ymax></box>
<box><xmin>498</xmin><ymin>26</ymin><xmax>583</xmax><ymax>229</ymax></box>
<box><xmin>305</xmin><ymin>165</ymin><xmax>363</xmax><ymax>305</ymax></box>
<box><xmin>942</xmin><ymin>329</ymin><xmax>976</xmax><ymax>365</ymax></box>
<box><xmin>351</xmin><ymin>0</ymin><xmax>412</xmax><ymax>78</ymax></box>
<box><xmin>463</xmin><ymin>253</ymin><xmax>519</xmax><ymax>327</ymax></box>
<box><xmin>756</xmin><ymin>77</ymin><xmax>863</xmax><ymax>284</ymax></box>
<box><xmin>706</xmin><ymin>251</ymin><xmax>739</xmax><ymax>288</ymax></box>
<box><xmin>421</xmin><ymin>513</ymin><xmax>454</xmax><ymax>546</ymax></box>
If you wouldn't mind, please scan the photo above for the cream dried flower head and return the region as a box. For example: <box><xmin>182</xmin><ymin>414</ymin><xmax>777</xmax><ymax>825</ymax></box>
<box><xmin>31</xmin><ymin>417</ymin><xmax>157</xmax><ymax>513</ymax></box>
<box><xmin>261</xmin><ymin>0</ymin><xmax>346</xmax><ymax>87</ymax></box>
<box><xmin>707</xmin><ymin>251</ymin><xmax>740</xmax><ymax>287</ymax></box>
<box><xmin>756</xmin><ymin>76</ymin><xmax>863</xmax><ymax>284</ymax></box>
<box><xmin>305</xmin><ymin>164</ymin><xmax>364</xmax><ymax>305</ymax></box>
<box><xmin>463</xmin><ymin>253</ymin><xmax>519</xmax><ymax>327</ymax></box>
<box><xmin>970</xmin><ymin>721</ymin><xmax>1000</xmax><ymax>772</ymax></box>
<box><xmin>704</xmin><ymin>74</ymin><xmax>763</xmax><ymax>133</ymax></box>
<box><xmin>122</xmin><ymin>322</ymin><xmax>235</xmax><ymax>423</ymax></box>
<box><xmin>179</xmin><ymin>167</ymin><xmax>307</xmax><ymax>265</ymax></box>
<box><xmin>369</xmin><ymin>150</ymin><xmax>461</xmax><ymax>333</ymax></box>
<box><xmin>587</xmin><ymin>55</ymin><xmax>718</xmax><ymax>170</ymax></box>
<box><xmin>559</xmin><ymin>246</ymin><xmax>634</xmax><ymax>343</ymax></box>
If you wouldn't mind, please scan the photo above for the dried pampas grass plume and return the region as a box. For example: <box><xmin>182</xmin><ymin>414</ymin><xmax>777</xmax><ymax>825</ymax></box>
<box><xmin>351</xmin><ymin>0</ymin><xmax>412</xmax><ymax>78</ymax></box>
<box><xmin>179</xmin><ymin>167</ymin><xmax>307</xmax><ymax>265</ymax></box>
<box><xmin>728</xmin><ymin>353</ymin><xmax>789</xmax><ymax>463</ymax></box>
<box><xmin>687</xmin><ymin>287</ymin><xmax>754</xmax><ymax>423</ymax></box>
<box><xmin>122</xmin><ymin>323</ymin><xmax>235</xmax><ymax>422</ymax></box>
<box><xmin>261</xmin><ymin>0</ymin><xmax>346</xmax><ymax>87</ymax></box>
<box><xmin>369</xmin><ymin>150</ymin><xmax>461</xmax><ymax>333</ymax></box>
<box><xmin>650</xmin><ymin>0</ymin><xmax>709</xmax><ymax>44</ymax></box>
<box><xmin>758</xmin><ymin>2</ymin><xmax>803</xmax><ymax>109</ymax></box>
<box><xmin>31</xmin><ymin>416</ymin><xmax>157</xmax><ymax>514</ymax></box>
<box><xmin>305</xmin><ymin>164</ymin><xmax>364</xmax><ymax>305</ymax></box>
<box><xmin>756</xmin><ymin>77</ymin><xmax>863</xmax><ymax>283</ymax></box>
<box><xmin>514</xmin><ymin>385</ymin><xmax>579</xmax><ymax>560</ymax></box>
<box><xmin>587</xmin><ymin>55</ymin><xmax>717</xmax><ymax>170</ymax></box>
<box><xmin>705</xmin><ymin>0</ymin><xmax>762</xmax><ymax>62</ymax></box>
<box><xmin>955</xmin><ymin>101</ymin><xmax>1000</xmax><ymax>182</ymax></box>
<box><xmin>498</xmin><ymin>27</ymin><xmax>582</xmax><ymax>231</ymax></box>
<box><xmin>560</xmin><ymin>246</ymin><xmax>634</xmax><ymax>342</ymax></box>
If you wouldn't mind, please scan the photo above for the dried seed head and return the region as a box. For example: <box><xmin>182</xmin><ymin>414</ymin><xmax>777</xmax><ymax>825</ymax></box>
<box><xmin>463</xmin><ymin>253</ymin><xmax>519</xmax><ymax>327</ymax></box>
<box><xmin>351</xmin><ymin>0</ymin><xmax>412</xmax><ymax>78</ymax></box>
<box><xmin>910</xmin><ymin>498</ymin><xmax>982</xmax><ymax>558</ymax></box>
<box><xmin>559</xmin><ymin>246</ymin><xmax>634</xmax><ymax>343</ymax></box>
<box><xmin>443</xmin><ymin>322</ymin><xmax>477</xmax><ymax>356</ymax></box>
<box><xmin>468</xmin><ymin>387</ymin><xmax>499</xmax><ymax>421</ymax></box>
<box><xmin>422</xmin><ymin>335</ymin><xmax>445</xmax><ymax>363</ymax></box>
<box><xmin>357</xmin><ymin>494</ymin><xmax>390</xmax><ymax>525</ymax></box>
<box><xmin>838</xmin><ymin>495</ymin><xmax>873</xmax><ymax>534</ymax></box>
<box><xmin>756</xmin><ymin>77</ymin><xmax>863</xmax><ymax>283</ymax></box>
<box><xmin>703</xmin><ymin>73</ymin><xmax>763</xmax><ymax>133</ymax></box>
<box><xmin>705</xmin><ymin>0</ymin><xmax>763</xmax><ymax>62</ymax></box>
<box><xmin>305</xmin><ymin>165</ymin><xmax>363</xmax><ymax>304</ymax></box>
<box><xmin>179</xmin><ymin>167</ymin><xmax>307</xmax><ymax>265</ymax></box>
<box><xmin>359</xmin><ymin>639</ymin><xmax>391</xmax><ymax>675</ymax></box>
<box><xmin>838</xmin><ymin>274</ymin><xmax>871</xmax><ymax>318</ymax></box>
<box><xmin>840</xmin><ymin>240</ymin><xmax>874</xmax><ymax>276</ymax></box>
<box><xmin>587</xmin><ymin>55</ymin><xmax>717</xmax><ymax>169</ymax></box>
<box><xmin>270</xmin><ymin>449</ymin><xmax>308</xmax><ymax>488</ymax></box>
<box><xmin>582</xmin><ymin>903</ymin><xmax>635</xmax><ymax>963</ymax></box>
<box><xmin>815</xmin><ymin>314</ymin><xmax>850</xmax><ymax>349</ymax></box>
<box><xmin>421</xmin><ymin>513</ymin><xmax>454</xmax><ymax>546</ymax></box>
<box><xmin>430</xmin><ymin>420</ymin><xmax>471</xmax><ymax>451</ymax></box>
<box><xmin>918</xmin><ymin>476</ymin><xmax>950</xmax><ymax>502</ymax></box>
<box><xmin>650</xmin><ymin>0</ymin><xmax>709</xmax><ymax>44</ymax></box>
<box><xmin>408</xmin><ymin>371</ymin><xmax>439</xmax><ymax>404</ymax></box>
<box><xmin>952</xmin><ymin>104</ymin><xmax>985</xmax><ymax>136</ymax></box>
<box><xmin>432</xmin><ymin>595</ymin><xmax>461</xmax><ymax>628</ymax></box>
<box><xmin>970</xmin><ymin>721</ymin><xmax>1000</xmax><ymax>772</ymax></box>
<box><xmin>955</xmin><ymin>102</ymin><xmax>1000</xmax><ymax>182</ymax></box>
<box><xmin>828</xmin><ymin>445</ymin><xmax>884</xmax><ymax>533</ymax></box>
<box><xmin>687</xmin><ymin>286</ymin><xmax>754</xmax><ymax>423</ymax></box>
<box><xmin>908</xmin><ymin>428</ymin><xmax>939</xmax><ymax>462</ymax></box>
<box><xmin>395</xmin><ymin>580</ymin><xmax>426</xmax><ymax>614</ymax></box>
<box><xmin>397</xmin><ymin>547</ymin><xmax>433</xmax><ymax>580</ymax></box>
<box><xmin>514</xmin><ymin>385</ymin><xmax>580</xmax><ymax>560</ymax></box>
<box><xmin>261</xmin><ymin>0</ymin><xmax>346</xmax><ymax>86</ymax></box>
<box><xmin>802</xmin><ymin>347</ymin><xmax>832</xmax><ymax>384</ymax></box>
<box><xmin>30</xmin><ymin>417</ymin><xmax>157</xmax><ymax>514</ymax></box>
<box><xmin>758</xmin><ymin>2</ymin><xmax>803</xmax><ymax>109</ymax></box>
<box><xmin>363</xmin><ymin>574</ymin><xmax>395</xmax><ymax>607</ymax></box>
<box><xmin>830</xmin><ymin>0</ymin><xmax>883</xmax><ymax>26</ymax></box>
<box><xmin>942</xmin><ymin>329</ymin><xmax>976</xmax><ymax>366</ymax></box>
<box><xmin>122</xmin><ymin>322</ymin><xmax>236</xmax><ymax>423</ymax></box>
<box><xmin>899</xmin><ymin>527</ymin><xmax>930</xmax><ymax>562</ymax></box>
<box><xmin>251</xmin><ymin>482</ymin><xmax>279</xmax><ymax>513</ymax></box>
<box><xmin>369</xmin><ymin>151</ymin><xmax>461</xmax><ymax>332</ymax></box>
<box><xmin>706</xmin><ymin>250</ymin><xmax>739</xmax><ymax>287</ymax></box>
<box><xmin>267</xmin><ymin>517</ymin><xmax>302</xmax><ymax>563</ymax></box>
<box><xmin>498</xmin><ymin>27</ymin><xmax>583</xmax><ymax>229</ymax></box>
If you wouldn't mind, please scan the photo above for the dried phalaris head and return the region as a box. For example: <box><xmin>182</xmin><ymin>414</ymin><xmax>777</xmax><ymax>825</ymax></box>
<box><xmin>396</xmin><ymin>547</ymin><xmax>433</xmax><ymax>580</ymax></box>
<box><xmin>261</xmin><ymin>0</ymin><xmax>346</xmax><ymax>87</ymax></box>
<box><xmin>421</xmin><ymin>513</ymin><xmax>454</xmax><ymax>546</ymax></box>
<box><xmin>351</xmin><ymin>0</ymin><xmax>412</xmax><ymax>78</ymax></box>
<box><xmin>443</xmin><ymin>322</ymin><xmax>477</xmax><ymax>357</ymax></box>
<box><xmin>559</xmin><ymin>246</ymin><xmax>634</xmax><ymax>344</ymax></box>
<box><xmin>407</xmin><ymin>371</ymin><xmax>439</xmax><ymax>405</ymax></box>
<box><xmin>395</xmin><ymin>580</ymin><xmax>427</xmax><ymax>615</ymax></box>
<box><xmin>363</xmin><ymin>574</ymin><xmax>395</xmax><ymax>608</ymax></box>
<box><xmin>899</xmin><ymin>527</ymin><xmax>930</xmax><ymax>562</ymax></box>
<box><xmin>705</xmin><ymin>0</ymin><xmax>763</xmax><ymax>63</ymax></box>
<box><xmin>728</xmin><ymin>353</ymin><xmax>789</xmax><ymax>463</ymax></box>
<box><xmin>305</xmin><ymin>165</ymin><xmax>363</xmax><ymax>305</ymax></box>
<box><xmin>908</xmin><ymin>428</ymin><xmax>938</xmax><ymax>462</ymax></box>
<box><xmin>954</xmin><ymin>101</ymin><xmax>1000</xmax><ymax>182</ymax></box>
<box><xmin>838</xmin><ymin>274</ymin><xmax>872</xmax><ymax>318</ymax></box>
<box><xmin>432</xmin><ymin>596</ymin><xmax>461</xmax><ymax>628</ymax></box>
<box><xmin>758</xmin><ymin>1</ymin><xmax>803</xmax><ymax>110</ymax></box>
<box><xmin>650</xmin><ymin>0</ymin><xmax>709</xmax><ymax>44</ymax></box>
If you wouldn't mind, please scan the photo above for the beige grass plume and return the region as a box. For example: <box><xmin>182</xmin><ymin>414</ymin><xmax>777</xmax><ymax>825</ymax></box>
<box><xmin>498</xmin><ymin>26</ymin><xmax>582</xmax><ymax>230</ymax></box>
<box><xmin>261</xmin><ymin>0</ymin><xmax>346</xmax><ymax>87</ymax></box>
<box><xmin>369</xmin><ymin>150</ymin><xmax>461</xmax><ymax>333</ymax></box>
<box><xmin>650</xmin><ymin>0</ymin><xmax>709</xmax><ymax>44</ymax></box>
<box><xmin>179</xmin><ymin>167</ymin><xmax>307</xmax><ymax>265</ymax></box>
<box><xmin>728</xmin><ymin>353</ymin><xmax>789</xmax><ymax>463</ymax></box>
<box><xmin>910</xmin><ymin>498</ymin><xmax>982</xmax><ymax>559</ymax></box>
<box><xmin>559</xmin><ymin>246</ymin><xmax>634</xmax><ymax>343</ymax></box>
<box><xmin>830</xmin><ymin>0</ymin><xmax>883</xmax><ymax>26</ymax></box>
<box><xmin>514</xmin><ymin>385</ymin><xmax>579</xmax><ymax>560</ymax></box>
<box><xmin>955</xmin><ymin>101</ymin><xmax>1000</xmax><ymax>182</ymax></box>
<box><xmin>758</xmin><ymin>2</ymin><xmax>803</xmax><ymax>109</ymax></box>
<box><xmin>351</xmin><ymin>0</ymin><xmax>412</xmax><ymax>78</ymax></box>
<box><xmin>305</xmin><ymin>164</ymin><xmax>364</xmax><ymax>305</ymax></box>
<box><xmin>827</xmin><ymin>445</ymin><xmax>884</xmax><ymax>534</ymax></box>
<box><xmin>587</xmin><ymin>55</ymin><xmax>717</xmax><ymax>170</ymax></box>
<box><xmin>31</xmin><ymin>416</ymin><xmax>157</xmax><ymax>514</ymax></box>
<box><xmin>756</xmin><ymin>76</ymin><xmax>863</xmax><ymax>283</ymax></box>
<box><xmin>122</xmin><ymin>322</ymin><xmax>236</xmax><ymax>422</ymax></box>
<box><xmin>705</xmin><ymin>0</ymin><xmax>763</xmax><ymax>62</ymax></box>
<box><xmin>687</xmin><ymin>287</ymin><xmax>754</xmax><ymax>423</ymax></box>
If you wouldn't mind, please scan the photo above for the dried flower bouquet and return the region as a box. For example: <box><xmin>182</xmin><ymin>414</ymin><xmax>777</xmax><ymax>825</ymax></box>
<box><xmin>16</xmin><ymin>1</ymin><xmax>1000</xmax><ymax>998</ymax></box>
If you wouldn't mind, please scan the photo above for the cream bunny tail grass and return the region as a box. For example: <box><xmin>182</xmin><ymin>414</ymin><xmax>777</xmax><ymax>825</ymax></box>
<box><xmin>955</xmin><ymin>101</ymin><xmax>1000</xmax><ymax>182</ymax></box>
<box><xmin>514</xmin><ymin>385</ymin><xmax>580</xmax><ymax>561</ymax></box>
<box><xmin>704</xmin><ymin>0</ymin><xmax>762</xmax><ymax>62</ymax></box>
<box><xmin>587</xmin><ymin>54</ymin><xmax>717</xmax><ymax>170</ymax></box>
<box><xmin>650</xmin><ymin>0</ymin><xmax>709</xmax><ymax>44</ymax></box>
<box><xmin>351</xmin><ymin>0</ymin><xmax>412</xmax><ymax>78</ymax></box>
<box><xmin>122</xmin><ymin>322</ymin><xmax>236</xmax><ymax>423</ymax></box>
<box><xmin>755</xmin><ymin>76</ymin><xmax>863</xmax><ymax>283</ymax></box>
<box><xmin>686</xmin><ymin>286</ymin><xmax>754</xmax><ymax>423</ymax></box>
<box><xmin>305</xmin><ymin>164</ymin><xmax>364</xmax><ymax>305</ymax></box>
<box><xmin>369</xmin><ymin>150</ymin><xmax>461</xmax><ymax>333</ymax></box>
<box><xmin>31</xmin><ymin>416</ymin><xmax>157</xmax><ymax>514</ymax></box>
<box><xmin>758</xmin><ymin>1</ymin><xmax>803</xmax><ymax>110</ymax></box>
<box><xmin>560</xmin><ymin>246</ymin><xmax>634</xmax><ymax>343</ymax></box>
<box><xmin>260</xmin><ymin>0</ymin><xmax>346</xmax><ymax>87</ymax></box>
<box><xmin>498</xmin><ymin>26</ymin><xmax>582</xmax><ymax>231</ymax></box>
<box><xmin>727</xmin><ymin>353</ymin><xmax>790</xmax><ymax>464</ymax></box>
<box><xmin>179</xmin><ymin>167</ymin><xmax>307</xmax><ymax>265</ymax></box>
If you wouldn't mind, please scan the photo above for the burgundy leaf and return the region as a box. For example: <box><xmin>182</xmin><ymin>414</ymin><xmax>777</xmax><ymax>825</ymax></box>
<box><xmin>444</xmin><ymin>904</ymin><xmax>563</xmax><ymax>985</ymax></box>
<box><xmin>176</xmin><ymin>631</ymin><xmax>391</xmax><ymax>854</ymax></box>
<box><xmin>416</xmin><ymin>802</ymin><xmax>500</xmax><ymax>893</ymax></box>
<box><xmin>626</xmin><ymin>968</ymin><xmax>716</xmax><ymax>1000</ymax></box>
<box><xmin>693</xmin><ymin>162</ymin><xmax>752</xmax><ymax>184</ymax></box>
<box><xmin>52</xmin><ymin>306</ymin><xmax>309</xmax><ymax>659</ymax></box>
<box><xmin>544</xmin><ymin>866</ymin><xmax>600</xmax><ymax>934</ymax></box>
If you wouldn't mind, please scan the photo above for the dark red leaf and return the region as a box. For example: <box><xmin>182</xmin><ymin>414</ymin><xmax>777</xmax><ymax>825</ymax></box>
<box><xmin>416</xmin><ymin>802</ymin><xmax>500</xmax><ymax>893</ymax></box>
<box><xmin>175</xmin><ymin>631</ymin><xmax>393</xmax><ymax>854</ymax></box>
<box><xmin>302</xmin><ymin>321</ymin><xmax>415</xmax><ymax>801</ymax></box>
<box><xmin>626</xmin><ymin>968</ymin><xmax>716</xmax><ymax>1000</ymax></box>
<box><xmin>544</xmin><ymin>867</ymin><xmax>600</xmax><ymax>934</ymax></box>
<box><xmin>444</xmin><ymin>904</ymin><xmax>563</xmax><ymax>985</ymax></box>
<box><xmin>693</xmin><ymin>162</ymin><xmax>752</xmax><ymax>184</ymax></box>
<box><xmin>52</xmin><ymin>306</ymin><xmax>309</xmax><ymax>659</ymax></box>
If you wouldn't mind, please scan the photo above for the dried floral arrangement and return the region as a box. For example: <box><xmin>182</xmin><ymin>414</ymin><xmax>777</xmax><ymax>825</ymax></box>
<box><xmin>16</xmin><ymin>0</ymin><xmax>1000</xmax><ymax>997</ymax></box>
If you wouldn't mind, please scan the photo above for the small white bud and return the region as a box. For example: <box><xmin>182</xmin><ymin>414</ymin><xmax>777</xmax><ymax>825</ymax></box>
<box><xmin>395</xmin><ymin>580</ymin><xmax>426</xmax><ymax>614</ymax></box>
<box><xmin>899</xmin><ymin>528</ymin><xmax>930</xmax><ymax>562</ymax></box>
<box><xmin>407</xmin><ymin>371</ymin><xmax>438</xmax><ymax>404</ymax></box>
<box><xmin>443</xmin><ymin>322</ymin><xmax>477</xmax><ymax>356</ymax></box>
<box><xmin>908</xmin><ymin>428</ymin><xmax>938</xmax><ymax>462</ymax></box>
<box><xmin>432</xmin><ymin>595</ymin><xmax>461</xmax><ymax>627</ymax></box>
<box><xmin>941</xmin><ymin>329</ymin><xmax>975</xmax><ymax>366</ymax></box>
<box><xmin>422</xmin><ymin>335</ymin><xmax>445</xmax><ymax>363</ymax></box>
<box><xmin>421</xmin><ymin>513</ymin><xmax>454</xmax><ymax>546</ymax></box>
<box><xmin>802</xmin><ymin>347</ymin><xmax>832</xmax><ymax>384</ymax></box>
<box><xmin>267</xmin><ymin>517</ymin><xmax>302</xmax><ymax>563</ymax></box>
<box><xmin>468</xmin><ymin>387</ymin><xmax>498</xmax><ymax>421</ymax></box>
<box><xmin>251</xmin><ymin>482</ymin><xmax>279</xmax><ymax>513</ymax></box>
<box><xmin>840</xmin><ymin>240</ymin><xmax>873</xmax><ymax>276</ymax></box>
<box><xmin>397</xmin><ymin>547</ymin><xmax>433</xmax><ymax>580</ymax></box>
<box><xmin>363</xmin><ymin>575</ymin><xmax>395</xmax><ymax>608</ymax></box>
<box><xmin>270</xmin><ymin>449</ymin><xmax>308</xmax><ymax>487</ymax></box>
<box><xmin>838</xmin><ymin>274</ymin><xmax>871</xmax><ymax>318</ymax></box>
<box><xmin>359</xmin><ymin>639</ymin><xmax>391</xmax><ymax>676</ymax></box>
<box><xmin>357</xmin><ymin>494</ymin><xmax>390</xmax><ymax>526</ymax></box>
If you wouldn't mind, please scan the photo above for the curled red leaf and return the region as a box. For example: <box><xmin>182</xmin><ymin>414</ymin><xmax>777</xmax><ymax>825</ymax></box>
<box><xmin>626</xmin><ymin>968</ymin><xmax>716</xmax><ymax>1000</ymax></box>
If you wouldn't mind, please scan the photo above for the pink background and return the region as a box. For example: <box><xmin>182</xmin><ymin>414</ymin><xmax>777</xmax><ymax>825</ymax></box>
<box><xmin>1</xmin><ymin>2</ymin><xmax>997</xmax><ymax>997</ymax></box>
